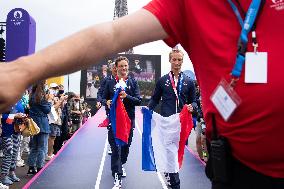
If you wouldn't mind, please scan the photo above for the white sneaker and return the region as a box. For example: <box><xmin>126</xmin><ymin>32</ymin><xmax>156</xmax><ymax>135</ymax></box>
<box><xmin>122</xmin><ymin>166</ymin><xmax>126</xmax><ymax>177</ymax></box>
<box><xmin>164</xmin><ymin>173</ymin><xmax>171</xmax><ymax>186</ymax></box>
<box><xmin>112</xmin><ymin>173</ymin><xmax>122</xmax><ymax>189</ymax></box>
<box><xmin>108</xmin><ymin>147</ymin><xmax>112</xmax><ymax>155</ymax></box>
<box><xmin>0</xmin><ymin>182</ymin><xmax>9</xmax><ymax>189</ymax></box>
<box><xmin>45</xmin><ymin>156</ymin><xmax>51</xmax><ymax>161</ymax></box>
<box><xmin>45</xmin><ymin>154</ymin><xmax>55</xmax><ymax>161</ymax></box>
<box><xmin>0</xmin><ymin>151</ymin><xmax>3</xmax><ymax>158</ymax></box>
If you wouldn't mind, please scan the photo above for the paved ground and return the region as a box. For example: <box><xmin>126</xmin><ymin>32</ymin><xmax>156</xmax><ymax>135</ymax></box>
<box><xmin>5</xmin><ymin>108</ymin><xmax>201</xmax><ymax>189</ymax></box>
<box><xmin>5</xmin><ymin>133</ymin><xmax>199</xmax><ymax>189</ymax></box>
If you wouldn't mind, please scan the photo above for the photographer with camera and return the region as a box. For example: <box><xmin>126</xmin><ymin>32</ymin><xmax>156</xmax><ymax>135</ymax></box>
<box><xmin>27</xmin><ymin>81</ymin><xmax>52</xmax><ymax>175</ymax></box>
<box><xmin>68</xmin><ymin>94</ymin><xmax>83</xmax><ymax>135</ymax></box>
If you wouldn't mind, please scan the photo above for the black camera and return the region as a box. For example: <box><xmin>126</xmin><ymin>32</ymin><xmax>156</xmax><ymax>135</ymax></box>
<box><xmin>210</xmin><ymin>137</ymin><xmax>232</xmax><ymax>183</ymax></box>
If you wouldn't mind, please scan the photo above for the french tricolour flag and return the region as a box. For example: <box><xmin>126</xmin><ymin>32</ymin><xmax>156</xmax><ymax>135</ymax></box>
<box><xmin>109</xmin><ymin>81</ymin><xmax>131</xmax><ymax>146</ymax></box>
<box><xmin>6</xmin><ymin>114</ymin><xmax>15</xmax><ymax>124</ymax></box>
<box><xmin>142</xmin><ymin>106</ymin><xmax>193</xmax><ymax>173</ymax></box>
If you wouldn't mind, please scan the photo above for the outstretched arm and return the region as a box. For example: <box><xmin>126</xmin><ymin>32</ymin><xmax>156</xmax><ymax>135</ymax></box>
<box><xmin>0</xmin><ymin>9</ymin><xmax>167</xmax><ymax>111</ymax></box>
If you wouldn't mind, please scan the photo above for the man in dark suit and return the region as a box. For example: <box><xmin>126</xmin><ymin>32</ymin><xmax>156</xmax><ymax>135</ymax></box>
<box><xmin>96</xmin><ymin>62</ymin><xmax>117</xmax><ymax>155</ymax></box>
<box><xmin>148</xmin><ymin>49</ymin><xmax>197</xmax><ymax>189</ymax></box>
<box><xmin>103</xmin><ymin>56</ymin><xmax>141</xmax><ymax>189</ymax></box>
<box><xmin>96</xmin><ymin>62</ymin><xmax>117</xmax><ymax>111</ymax></box>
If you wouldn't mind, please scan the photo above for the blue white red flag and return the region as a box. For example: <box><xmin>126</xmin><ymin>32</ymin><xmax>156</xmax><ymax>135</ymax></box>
<box><xmin>142</xmin><ymin>106</ymin><xmax>193</xmax><ymax>173</ymax></box>
<box><xmin>109</xmin><ymin>88</ymin><xmax>131</xmax><ymax>146</ymax></box>
<box><xmin>6</xmin><ymin>114</ymin><xmax>15</xmax><ymax>124</ymax></box>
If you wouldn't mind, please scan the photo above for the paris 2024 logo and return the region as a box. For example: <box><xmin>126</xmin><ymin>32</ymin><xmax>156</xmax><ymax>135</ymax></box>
<box><xmin>271</xmin><ymin>0</ymin><xmax>284</xmax><ymax>11</ymax></box>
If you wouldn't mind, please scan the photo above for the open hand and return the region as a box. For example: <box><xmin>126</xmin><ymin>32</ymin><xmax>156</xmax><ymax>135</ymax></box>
<box><xmin>106</xmin><ymin>100</ymin><xmax>112</xmax><ymax>109</ymax></box>
<box><xmin>187</xmin><ymin>104</ymin><xmax>194</xmax><ymax>112</ymax></box>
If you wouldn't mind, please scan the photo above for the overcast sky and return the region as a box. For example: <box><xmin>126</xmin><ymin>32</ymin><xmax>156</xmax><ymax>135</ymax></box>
<box><xmin>0</xmin><ymin>0</ymin><xmax>194</xmax><ymax>94</ymax></box>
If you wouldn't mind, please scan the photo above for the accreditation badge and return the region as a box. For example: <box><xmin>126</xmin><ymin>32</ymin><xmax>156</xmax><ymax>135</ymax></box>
<box><xmin>210</xmin><ymin>79</ymin><xmax>241</xmax><ymax>121</ymax></box>
<box><xmin>245</xmin><ymin>52</ymin><xmax>268</xmax><ymax>83</ymax></box>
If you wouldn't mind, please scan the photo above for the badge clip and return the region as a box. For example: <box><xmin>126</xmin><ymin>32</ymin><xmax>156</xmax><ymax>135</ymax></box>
<box><xmin>229</xmin><ymin>76</ymin><xmax>239</xmax><ymax>88</ymax></box>
<box><xmin>252</xmin><ymin>31</ymin><xmax>258</xmax><ymax>54</ymax></box>
<box><xmin>252</xmin><ymin>42</ymin><xmax>258</xmax><ymax>54</ymax></box>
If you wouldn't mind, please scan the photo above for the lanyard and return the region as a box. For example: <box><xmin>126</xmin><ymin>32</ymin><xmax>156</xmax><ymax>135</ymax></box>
<box><xmin>168</xmin><ymin>72</ymin><xmax>184</xmax><ymax>113</ymax></box>
<box><xmin>227</xmin><ymin>0</ymin><xmax>265</xmax><ymax>83</ymax></box>
<box><xmin>227</xmin><ymin>0</ymin><xmax>244</xmax><ymax>26</ymax></box>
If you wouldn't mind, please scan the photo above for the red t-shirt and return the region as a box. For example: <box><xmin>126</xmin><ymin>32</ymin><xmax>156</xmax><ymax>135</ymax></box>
<box><xmin>144</xmin><ymin>0</ymin><xmax>284</xmax><ymax>178</ymax></box>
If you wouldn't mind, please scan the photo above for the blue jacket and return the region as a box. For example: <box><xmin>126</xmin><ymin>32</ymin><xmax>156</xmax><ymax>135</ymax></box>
<box><xmin>1</xmin><ymin>101</ymin><xmax>25</xmax><ymax>137</ymax></box>
<box><xmin>148</xmin><ymin>72</ymin><xmax>197</xmax><ymax>117</ymax></box>
<box><xmin>97</xmin><ymin>75</ymin><xmax>115</xmax><ymax>103</ymax></box>
<box><xmin>103</xmin><ymin>76</ymin><xmax>141</xmax><ymax>120</ymax></box>
<box><xmin>29</xmin><ymin>97</ymin><xmax>51</xmax><ymax>134</ymax></box>
<box><xmin>97</xmin><ymin>76</ymin><xmax>108</xmax><ymax>103</ymax></box>
<box><xmin>97</xmin><ymin>75</ymin><xmax>116</xmax><ymax>116</ymax></box>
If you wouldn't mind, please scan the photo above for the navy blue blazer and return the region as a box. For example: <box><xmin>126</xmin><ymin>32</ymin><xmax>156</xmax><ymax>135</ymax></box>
<box><xmin>102</xmin><ymin>77</ymin><xmax>141</xmax><ymax>120</ymax></box>
<box><xmin>29</xmin><ymin>96</ymin><xmax>51</xmax><ymax>134</ymax></box>
<box><xmin>148</xmin><ymin>72</ymin><xmax>196</xmax><ymax>117</ymax></box>
<box><xmin>97</xmin><ymin>74</ymin><xmax>115</xmax><ymax>103</ymax></box>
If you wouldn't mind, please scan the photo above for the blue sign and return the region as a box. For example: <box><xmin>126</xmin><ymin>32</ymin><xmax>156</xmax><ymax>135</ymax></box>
<box><xmin>6</xmin><ymin>8</ymin><xmax>36</xmax><ymax>62</ymax></box>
